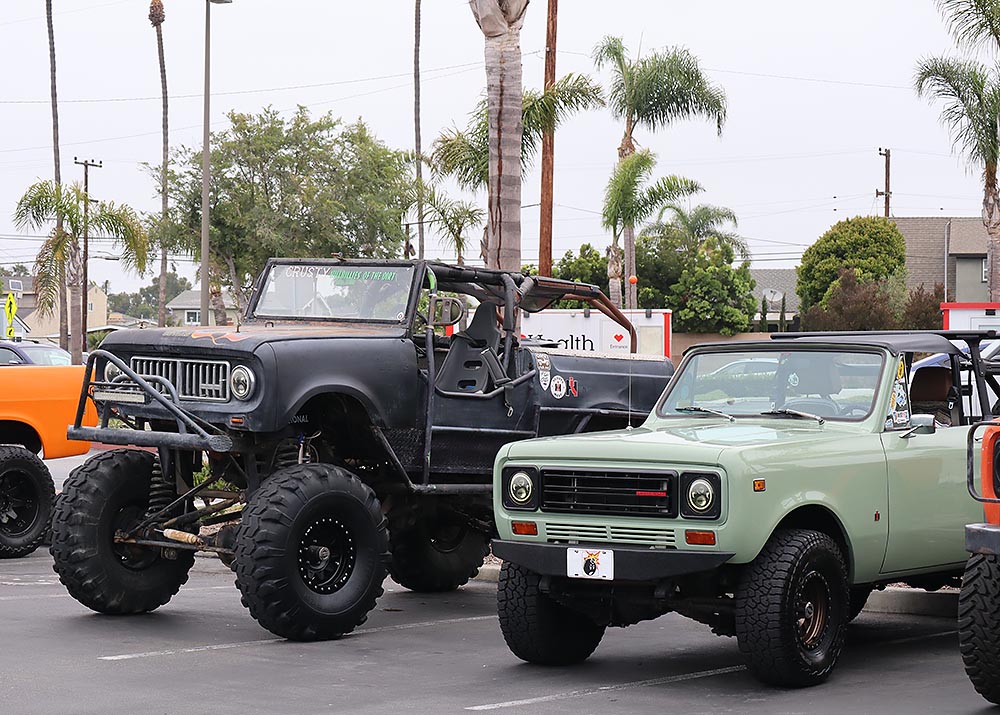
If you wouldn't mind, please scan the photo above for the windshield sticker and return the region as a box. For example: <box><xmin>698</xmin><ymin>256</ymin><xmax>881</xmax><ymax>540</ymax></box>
<box><xmin>283</xmin><ymin>266</ymin><xmax>401</xmax><ymax>281</ymax></box>
<box><xmin>787</xmin><ymin>373</ymin><xmax>799</xmax><ymax>387</ymax></box>
<box><xmin>550</xmin><ymin>375</ymin><xmax>567</xmax><ymax>399</ymax></box>
<box><xmin>890</xmin><ymin>356</ymin><xmax>910</xmax><ymax>427</ymax></box>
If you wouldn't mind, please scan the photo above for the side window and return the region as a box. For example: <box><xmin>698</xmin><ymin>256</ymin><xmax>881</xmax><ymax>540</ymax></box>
<box><xmin>0</xmin><ymin>347</ymin><xmax>21</xmax><ymax>365</ymax></box>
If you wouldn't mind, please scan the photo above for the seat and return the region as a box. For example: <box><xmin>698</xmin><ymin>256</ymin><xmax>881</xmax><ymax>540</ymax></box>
<box><xmin>910</xmin><ymin>366</ymin><xmax>959</xmax><ymax>426</ymax></box>
<box><xmin>783</xmin><ymin>358</ymin><xmax>843</xmax><ymax>416</ymax></box>
<box><xmin>435</xmin><ymin>306</ymin><xmax>502</xmax><ymax>393</ymax></box>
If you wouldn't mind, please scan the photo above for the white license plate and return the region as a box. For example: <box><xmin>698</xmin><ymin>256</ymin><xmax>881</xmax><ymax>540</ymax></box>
<box><xmin>566</xmin><ymin>548</ymin><xmax>614</xmax><ymax>580</ymax></box>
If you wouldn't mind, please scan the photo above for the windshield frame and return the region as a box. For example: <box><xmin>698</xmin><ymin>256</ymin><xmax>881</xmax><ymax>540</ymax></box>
<box><xmin>654</xmin><ymin>344</ymin><xmax>889</xmax><ymax>424</ymax></box>
<box><xmin>247</xmin><ymin>259</ymin><xmax>422</xmax><ymax>325</ymax></box>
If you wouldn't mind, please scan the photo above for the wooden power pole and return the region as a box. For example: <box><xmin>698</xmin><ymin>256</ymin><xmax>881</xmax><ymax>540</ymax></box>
<box><xmin>876</xmin><ymin>147</ymin><xmax>891</xmax><ymax>217</ymax></box>
<box><xmin>74</xmin><ymin>157</ymin><xmax>101</xmax><ymax>354</ymax></box>
<box><xmin>538</xmin><ymin>0</ymin><xmax>558</xmax><ymax>277</ymax></box>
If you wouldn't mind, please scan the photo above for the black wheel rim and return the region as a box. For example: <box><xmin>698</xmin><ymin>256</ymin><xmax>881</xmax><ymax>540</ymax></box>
<box><xmin>795</xmin><ymin>569</ymin><xmax>832</xmax><ymax>651</ymax></box>
<box><xmin>428</xmin><ymin>520</ymin><xmax>467</xmax><ymax>555</ymax></box>
<box><xmin>112</xmin><ymin>504</ymin><xmax>158</xmax><ymax>570</ymax></box>
<box><xmin>298</xmin><ymin>515</ymin><xmax>356</xmax><ymax>595</ymax></box>
<box><xmin>0</xmin><ymin>470</ymin><xmax>40</xmax><ymax>538</ymax></box>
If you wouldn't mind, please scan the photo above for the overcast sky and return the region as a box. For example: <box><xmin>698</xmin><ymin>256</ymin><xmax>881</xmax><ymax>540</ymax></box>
<box><xmin>0</xmin><ymin>0</ymin><xmax>987</xmax><ymax>299</ymax></box>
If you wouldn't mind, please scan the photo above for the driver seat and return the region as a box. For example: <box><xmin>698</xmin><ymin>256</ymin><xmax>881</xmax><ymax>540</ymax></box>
<box><xmin>435</xmin><ymin>306</ymin><xmax>503</xmax><ymax>393</ymax></box>
<box><xmin>910</xmin><ymin>366</ymin><xmax>960</xmax><ymax>426</ymax></box>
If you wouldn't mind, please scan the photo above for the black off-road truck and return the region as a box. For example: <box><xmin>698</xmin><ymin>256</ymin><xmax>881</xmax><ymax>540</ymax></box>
<box><xmin>51</xmin><ymin>259</ymin><xmax>673</xmax><ymax>640</ymax></box>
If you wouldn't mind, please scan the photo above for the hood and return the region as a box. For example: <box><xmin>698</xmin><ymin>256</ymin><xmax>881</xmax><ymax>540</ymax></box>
<box><xmin>100</xmin><ymin>322</ymin><xmax>407</xmax><ymax>354</ymax></box>
<box><xmin>504</xmin><ymin>418</ymin><xmax>864</xmax><ymax>467</ymax></box>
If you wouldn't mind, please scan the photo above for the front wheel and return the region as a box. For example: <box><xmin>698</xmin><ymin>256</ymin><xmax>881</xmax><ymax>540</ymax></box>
<box><xmin>959</xmin><ymin>554</ymin><xmax>1000</xmax><ymax>705</ymax></box>
<box><xmin>0</xmin><ymin>446</ymin><xmax>55</xmax><ymax>559</ymax></box>
<box><xmin>497</xmin><ymin>561</ymin><xmax>605</xmax><ymax>665</ymax></box>
<box><xmin>234</xmin><ymin>463</ymin><xmax>388</xmax><ymax>641</ymax></box>
<box><xmin>735</xmin><ymin>529</ymin><xmax>849</xmax><ymax>687</ymax></box>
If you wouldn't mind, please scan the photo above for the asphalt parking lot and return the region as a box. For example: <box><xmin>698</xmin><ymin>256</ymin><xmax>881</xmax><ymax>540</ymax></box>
<box><xmin>3</xmin><ymin>451</ymin><xmax>989</xmax><ymax>714</ymax></box>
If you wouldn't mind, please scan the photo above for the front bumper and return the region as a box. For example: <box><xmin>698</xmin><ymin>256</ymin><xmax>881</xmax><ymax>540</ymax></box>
<box><xmin>491</xmin><ymin>539</ymin><xmax>735</xmax><ymax>581</ymax></box>
<box><xmin>966</xmin><ymin>523</ymin><xmax>1000</xmax><ymax>555</ymax></box>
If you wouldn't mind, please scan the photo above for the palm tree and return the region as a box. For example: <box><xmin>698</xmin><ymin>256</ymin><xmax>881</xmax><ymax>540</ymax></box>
<box><xmin>150</xmin><ymin>0</ymin><xmax>170</xmax><ymax>326</ymax></box>
<box><xmin>924</xmin><ymin>0</ymin><xmax>1000</xmax><ymax>298</ymax></box>
<box><xmin>14</xmin><ymin>181</ymin><xmax>149</xmax><ymax>364</ymax></box>
<box><xmin>423</xmin><ymin>186</ymin><xmax>485</xmax><ymax>266</ymax></box>
<box><xmin>432</xmin><ymin>74</ymin><xmax>603</xmax><ymax>192</ymax></box>
<box><xmin>593</xmin><ymin>35</ymin><xmax>726</xmax><ymax>308</ymax></box>
<box><xmin>915</xmin><ymin>57</ymin><xmax>1000</xmax><ymax>298</ymax></box>
<box><xmin>641</xmin><ymin>202</ymin><xmax>747</xmax><ymax>260</ymax></box>
<box><xmin>468</xmin><ymin>0</ymin><xmax>529</xmax><ymax>272</ymax></box>
<box><xmin>45</xmin><ymin>0</ymin><xmax>68</xmax><ymax>350</ymax></box>
<box><xmin>602</xmin><ymin>150</ymin><xmax>701</xmax><ymax>307</ymax></box>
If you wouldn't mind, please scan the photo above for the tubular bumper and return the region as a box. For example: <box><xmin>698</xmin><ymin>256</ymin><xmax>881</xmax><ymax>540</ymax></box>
<box><xmin>967</xmin><ymin>523</ymin><xmax>1000</xmax><ymax>555</ymax></box>
<box><xmin>491</xmin><ymin>539</ymin><xmax>735</xmax><ymax>581</ymax></box>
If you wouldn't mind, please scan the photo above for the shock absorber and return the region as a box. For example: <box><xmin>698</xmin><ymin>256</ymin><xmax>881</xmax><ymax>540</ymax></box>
<box><xmin>145</xmin><ymin>456</ymin><xmax>176</xmax><ymax>520</ymax></box>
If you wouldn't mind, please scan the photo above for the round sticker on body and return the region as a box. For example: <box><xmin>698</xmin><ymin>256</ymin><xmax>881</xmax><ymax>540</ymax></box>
<box><xmin>550</xmin><ymin>375</ymin><xmax>567</xmax><ymax>399</ymax></box>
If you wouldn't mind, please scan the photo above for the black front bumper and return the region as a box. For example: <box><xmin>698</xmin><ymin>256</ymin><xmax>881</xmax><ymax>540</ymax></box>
<box><xmin>491</xmin><ymin>539</ymin><xmax>735</xmax><ymax>581</ymax></box>
<box><xmin>967</xmin><ymin>523</ymin><xmax>1000</xmax><ymax>555</ymax></box>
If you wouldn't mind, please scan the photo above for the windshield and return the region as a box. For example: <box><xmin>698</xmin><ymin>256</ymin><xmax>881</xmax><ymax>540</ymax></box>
<box><xmin>657</xmin><ymin>349</ymin><xmax>885</xmax><ymax>421</ymax></box>
<box><xmin>255</xmin><ymin>264</ymin><xmax>415</xmax><ymax>322</ymax></box>
<box><xmin>19</xmin><ymin>345</ymin><xmax>71</xmax><ymax>365</ymax></box>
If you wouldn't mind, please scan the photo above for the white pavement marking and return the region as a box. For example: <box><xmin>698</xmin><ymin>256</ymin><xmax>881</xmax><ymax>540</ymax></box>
<box><xmin>98</xmin><ymin>614</ymin><xmax>496</xmax><ymax>661</ymax></box>
<box><xmin>0</xmin><ymin>584</ymin><xmax>233</xmax><ymax>602</ymax></box>
<box><xmin>466</xmin><ymin>665</ymin><xmax>747</xmax><ymax>711</ymax></box>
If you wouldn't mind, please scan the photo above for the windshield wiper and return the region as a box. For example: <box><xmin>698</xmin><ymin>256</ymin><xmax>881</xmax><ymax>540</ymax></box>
<box><xmin>760</xmin><ymin>408</ymin><xmax>825</xmax><ymax>425</ymax></box>
<box><xmin>675</xmin><ymin>406</ymin><xmax>735</xmax><ymax>422</ymax></box>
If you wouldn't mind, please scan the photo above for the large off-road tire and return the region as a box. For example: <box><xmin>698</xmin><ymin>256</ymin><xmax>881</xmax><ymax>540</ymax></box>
<box><xmin>959</xmin><ymin>554</ymin><xmax>1000</xmax><ymax>705</ymax></box>
<box><xmin>0</xmin><ymin>446</ymin><xmax>55</xmax><ymax>559</ymax></box>
<box><xmin>234</xmin><ymin>463</ymin><xmax>388</xmax><ymax>641</ymax></box>
<box><xmin>388</xmin><ymin>514</ymin><xmax>489</xmax><ymax>592</ymax></box>
<box><xmin>735</xmin><ymin>529</ymin><xmax>849</xmax><ymax>687</ymax></box>
<box><xmin>847</xmin><ymin>584</ymin><xmax>874</xmax><ymax>623</ymax></box>
<box><xmin>50</xmin><ymin>449</ymin><xmax>195</xmax><ymax>614</ymax></box>
<box><xmin>497</xmin><ymin>561</ymin><xmax>605</xmax><ymax>665</ymax></box>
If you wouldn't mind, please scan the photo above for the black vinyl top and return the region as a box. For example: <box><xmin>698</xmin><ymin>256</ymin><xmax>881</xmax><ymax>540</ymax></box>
<box><xmin>771</xmin><ymin>330</ymin><xmax>999</xmax><ymax>355</ymax></box>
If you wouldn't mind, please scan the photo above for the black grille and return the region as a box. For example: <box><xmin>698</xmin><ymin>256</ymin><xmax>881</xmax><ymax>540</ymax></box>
<box><xmin>541</xmin><ymin>468</ymin><xmax>677</xmax><ymax>517</ymax></box>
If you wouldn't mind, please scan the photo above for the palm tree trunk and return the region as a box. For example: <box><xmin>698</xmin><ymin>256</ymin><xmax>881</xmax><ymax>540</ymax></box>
<box><xmin>623</xmin><ymin>222</ymin><xmax>637</xmax><ymax>309</ymax></box>
<box><xmin>985</xmin><ymin>162</ymin><xmax>1000</xmax><ymax>301</ymax></box>
<box><xmin>414</xmin><ymin>0</ymin><xmax>426</xmax><ymax>260</ymax></box>
<box><xmin>155</xmin><ymin>19</ymin><xmax>169</xmax><ymax>326</ymax></box>
<box><xmin>65</xmin><ymin>242</ymin><xmax>83</xmax><ymax>364</ymax></box>
<box><xmin>607</xmin><ymin>240</ymin><xmax>623</xmax><ymax>308</ymax></box>
<box><xmin>46</xmin><ymin>0</ymin><xmax>68</xmax><ymax>352</ymax></box>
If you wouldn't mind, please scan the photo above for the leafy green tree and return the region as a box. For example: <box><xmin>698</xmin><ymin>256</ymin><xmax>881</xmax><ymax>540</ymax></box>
<box><xmin>14</xmin><ymin>180</ymin><xmax>148</xmax><ymax>364</ymax></box>
<box><xmin>108</xmin><ymin>271</ymin><xmax>191</xmax><ymax>322</ymax></box>
<box><xmin>552</xmin><ymin>243</ymin><xmax>608</xmax><ymax>287</ymax></box>
<box><xmin>666</xmin><ymin>241</ymin><xmax>756</xmax><ymax>336</ymax></box>
<box><xmin>801</xmin><ymin>269</ymin><xmax>903</xmax><ymax>331</ymax></box>
<box><xmin>796</xmin><ymin>216</ymin><xmax>907</xmax><ymax>311</ymax></box>
<box><xmin>594</xmin><ymin>35</ymin><xmax>727</xmax><ymax>309</ymax></box>
<box><xmin>645</xmin><ymin>202</ymin><xmax>747</xmax><ymax>259</ymax></box>
<box><xmin>757</xmin><ymin>296</ymin><xmax>768</xmax><ymax>332</ymax></box>
<box><xmin>0</xmin><ymin>264</ymin><xmax>30</xmax><ymax>278</ymax></box>
<box><xmin>902</xmin><ymin>282</ymin><xmax>946</xmax><ymax>329</ymax></box>
<box><xmin>168</xmin><ymin>108</ymin><xmax>411</xmax><ymax>311</ymax></box>
<box><xmin>602</xmin><ymin>150</ymin><xmax>700</xmax><ymax>307</ymax></box>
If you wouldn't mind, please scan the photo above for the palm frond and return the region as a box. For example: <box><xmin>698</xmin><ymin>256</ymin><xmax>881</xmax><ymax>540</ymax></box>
<box><xmin>13</xmin><ymin>180</ymin><xmax>60</xmax><ymax>231</ymax></box>
<box><xmin>31</xmin><ymin>235</ymin><xmax>65</xmax><ymax>318</ymax></box>
<box><xmin>91</xmin><ymin>202</ymin><xmax>150</xmax><ymax>274</ymax></box>
<box><xmin>521</xmin><ymin>73</ymin><xmax>604</xmax><ymax>155</ymax></box>
<box><xmin>937</xmin><ymin>0</ymin><xmax>1000</xmax><ymax>50</ymax></box>
<box><xmin>629</xmin><ymin>47</ymin><xmax>727</xmax><ymax>135</ymax></box>
<box><xmin>431</xmin><ymin>125</ymin><xmax>489</xmax><ymax>191</ymax></box>
<box><xmin>636</xmin><ymin>176</ymin><xmax>703</xmax><ymax>220</ymax></box>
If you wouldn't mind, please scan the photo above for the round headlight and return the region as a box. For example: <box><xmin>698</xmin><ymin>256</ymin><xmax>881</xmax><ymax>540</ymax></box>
<box><xmin>687</xmin><ymin>478</ymin><xmax>715</xmax><ymax>513</ymax></box>
<box><xmin>508</xmin><ymin>471</ymin><xmax>534</xmax><ymax>506</ymax></box>
<box><xmin>103</xmin><ymin>360</ymin><xmax>123</xmax><ymax>382</ymax></box>
<box><xmin>230</xmin><ymin>365</ymin><xmax>256</xmax><ymax>400</ymax></box>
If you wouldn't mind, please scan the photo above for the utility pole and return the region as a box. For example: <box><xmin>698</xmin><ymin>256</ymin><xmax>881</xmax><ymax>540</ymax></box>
<box><xmin>876</xmin><ymin>147</ymin><xmax>891</xmax><ymax>218</ymax></box>
<box><xmin>414</xmin><ymin>0</ymin><xmax>425</xmax><ymax>260</ymax></box>
<box><xmin>74</xmin><ymin>157</ymin><xmax>101</xmax><ymax>354</ymax></box>
<box><xmin>538</xmin><ymin>0</ymin><xmax>558</xmax><ymax>276</ymax></box>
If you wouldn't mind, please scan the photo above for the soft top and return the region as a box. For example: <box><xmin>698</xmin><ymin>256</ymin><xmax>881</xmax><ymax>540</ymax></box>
<box><xmin>772</xmin><ymin>330</ymin><xmax>998</xmax><ymax>355</ymax></box>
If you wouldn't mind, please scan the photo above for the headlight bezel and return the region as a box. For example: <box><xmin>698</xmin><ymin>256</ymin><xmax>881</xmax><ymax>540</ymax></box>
<box><xmin>230</xmin><ymin>365</ymin><xmax>256</xmax><ymax>401</ymax></box>
<box><xmin>102</xmin><ymin>359</ymin><xmax>123</xmax><ymax>383</ymax></box>
<box><xmin>680</xmin><ymin>471</ymin><xmax>721</xmax><ymax>520</ymax></box>
<box><xmin>501</xmin><ymin>466</ymin><xmax>539</xmax><ymax>511</ymax></box>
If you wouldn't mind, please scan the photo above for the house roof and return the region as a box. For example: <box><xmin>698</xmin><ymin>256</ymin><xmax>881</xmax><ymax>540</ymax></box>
<box><xmin>166</xmin><ymin>290</ymin><xmax>238</xmax><ymax>310</ymax></box>
<box><xmin>948</xmin><ymin>218</ymin><xmax>988</xmax><ymax>255</ymax></box>
<box><xmin>1</xmin><ymin>276</ymin><xmax>34</xmax><ymax>294</ymax></box>
<box><xmin>892</xmin><ymin>216</ymin><xmax>986</xmax><ymax>256</ymax></box>
<box><xmin>749</xmin><ymin>267</ymin><xmax>800</xmax><ymax>313</ymax></box>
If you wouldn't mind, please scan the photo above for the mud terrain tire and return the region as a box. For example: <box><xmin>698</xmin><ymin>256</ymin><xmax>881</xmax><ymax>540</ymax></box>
<box><xmin>960</xmin><ymin>554</ymin><xmax>1000</xmax><ymax>705</ymax></box>
<box><xmin>388</xmin><ymin>514</ymin><xmax>489</xmax><ymax>592</ymax></box>
<box><xmin>0</xmin><ymin>446</ymin><xmax>55</xmax><ymax>559</ymax></box>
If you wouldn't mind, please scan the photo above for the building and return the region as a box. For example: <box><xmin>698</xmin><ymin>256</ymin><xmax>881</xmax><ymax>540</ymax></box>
<box><xmin>166</xmin><ymin>290</ymin><xmax>241</xmax><ymax>326</ymax></box>
<box><xmin>0</xmin><ymin>275</ymin><xmax>108</xmax><ymax>341</ymax></box>
<box><xmin>892</xmin><ymin>217</ymin><xmax>986</xmax><ymax>302</ymax></box>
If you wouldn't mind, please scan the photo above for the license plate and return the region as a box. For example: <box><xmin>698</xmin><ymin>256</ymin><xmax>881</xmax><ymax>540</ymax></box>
<box><xmin>566</xmin><ymin>548</ymin><xmax>614</xmax><ymax>580</ymax></box>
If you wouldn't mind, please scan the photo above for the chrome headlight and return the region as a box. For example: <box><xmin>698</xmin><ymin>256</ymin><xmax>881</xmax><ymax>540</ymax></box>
<box><xmin>230</xmin><ymin>365</ymin><xmax>256</xmax><ymax>400</ymax></box>
<box><xmin>687</xmin><ymin>478</ymin><xmax>715</xmax><ymax>513</ymax></box>
<box><xmin>502</xmin><ymin>467</ymin><xmax>538</xmax><ymax>511</ymax></box>
<box><xmin>508</xmin><ymin>472</ymin><xmax>534</xmax><ymax>506</ymax></box>
<box><xmin>103</xmin><ymin>360</ymin><xmax>123</xmax><ymax>382</ymax></box>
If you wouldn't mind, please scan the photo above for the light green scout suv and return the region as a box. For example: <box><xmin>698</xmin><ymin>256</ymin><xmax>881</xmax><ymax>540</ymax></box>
<box><xmin>492</xmin><ymin>331</ymin><xmax>997</xmax><ymax>687</ymax></box>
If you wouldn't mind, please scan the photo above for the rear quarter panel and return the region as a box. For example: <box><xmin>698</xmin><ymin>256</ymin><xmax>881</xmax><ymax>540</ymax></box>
<box><xmin>0</xmin><ymin>365</ymin><xmax>96</xmax><ymax>458</ymax></box>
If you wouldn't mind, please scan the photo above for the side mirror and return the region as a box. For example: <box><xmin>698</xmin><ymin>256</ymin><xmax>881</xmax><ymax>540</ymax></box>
<box><xmin>901</xmin><ymin>413</ymin><xmax>936</xmax><ymax>438</ymax></box>
<box><xmin>429</xmin><ymin>296</ymin><xmax>466</xmax><ymax>327</ymax></box>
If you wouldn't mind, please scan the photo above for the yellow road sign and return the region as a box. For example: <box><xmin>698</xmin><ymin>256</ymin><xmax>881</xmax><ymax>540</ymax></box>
<box><xmin>5</xmin><ymin>292</ymin><xmax>17</xmax><ymax>338</ymax></box>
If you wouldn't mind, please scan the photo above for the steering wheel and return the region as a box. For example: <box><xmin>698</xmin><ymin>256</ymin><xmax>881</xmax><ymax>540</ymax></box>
<box><xmin>839</xmin><ymin>405</ymin><xmax>869</xmax><ymax>417</ymax></box>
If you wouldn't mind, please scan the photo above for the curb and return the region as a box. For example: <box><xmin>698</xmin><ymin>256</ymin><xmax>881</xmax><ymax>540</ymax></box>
<box><xmin>472</xmin><ymin>566</ymin><xmax>958</xmax><ymax>619</ymax></box>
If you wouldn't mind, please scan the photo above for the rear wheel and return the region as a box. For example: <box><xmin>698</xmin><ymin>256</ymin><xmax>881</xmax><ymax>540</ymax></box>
<box><xmin>959</xmin><ymin>554</ymin><xmax>1000</xmax><ymax>705</ymax></box>
<box><xmin>735</xmin><ymin>529</ymin><xmax>849</xmax><ymax>687</ymax></box>
<box><xmin>497</xmin><ymin>561</ymin><xmax>605</xmax><ymax>665</ymax></box>
<box><xmin>388</xmin><ymin>513</ymin><xmax>489</xmax><ymax>592</ymax></box>
<box><xmin>234</xmin><ymin>463</ymin><xmax>388</xmax><ymax>641</ymax></box>
<box><xmin>0</xmin><ymin>446</ymin><xmax>55</xmax><ymax>559</ymax></box>
<box><xmin>50</xmin><ymin>449</ymin><xmax>194</xmax><ymax>613</ymax></box>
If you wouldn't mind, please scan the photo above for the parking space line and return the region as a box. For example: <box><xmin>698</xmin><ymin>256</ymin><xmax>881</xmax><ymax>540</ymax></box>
<box><xmin>465</xmin><ymin>665</ymin><xmax>746</xmax><ymax>711</ymax></box>
<box><xmin>98</xmin><ymin>614</ymin><xmax>496</xmax><ymax>661</ymax></box>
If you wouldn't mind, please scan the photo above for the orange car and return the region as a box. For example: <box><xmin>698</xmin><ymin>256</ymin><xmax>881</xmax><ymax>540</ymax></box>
<box><xmin>0</xmin><ymin>364</ymin><xmax>96</xmax><ymax>459</ymax></box>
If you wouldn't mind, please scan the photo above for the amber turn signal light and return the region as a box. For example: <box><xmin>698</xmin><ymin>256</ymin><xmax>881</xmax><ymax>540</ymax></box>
<box><xmin>685</xmin><ymin>530</ymin><xmax>716</xmax><ymax>546</ymax></box>
<box><xmin>753</xmin><ymin>479</ymin><xmax>766</xmax><ymax>492</ymax></box>
<box><xmin>511</xmin><ymin>521</ymin><xmax>538</xmax><ymax>536</ymax></box>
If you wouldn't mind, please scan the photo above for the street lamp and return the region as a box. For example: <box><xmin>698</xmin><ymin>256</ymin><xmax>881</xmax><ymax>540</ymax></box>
<box><xmin>201</xmin><ymin>0</ymin><xmax>232</xmax><ymax>327</ymax></box>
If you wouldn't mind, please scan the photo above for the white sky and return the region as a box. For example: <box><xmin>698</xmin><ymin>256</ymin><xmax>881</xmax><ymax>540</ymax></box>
<box><xmin>0</xmin><ymin>0</ymin><xmax>988</xmax><ymax>297</ymax></box>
